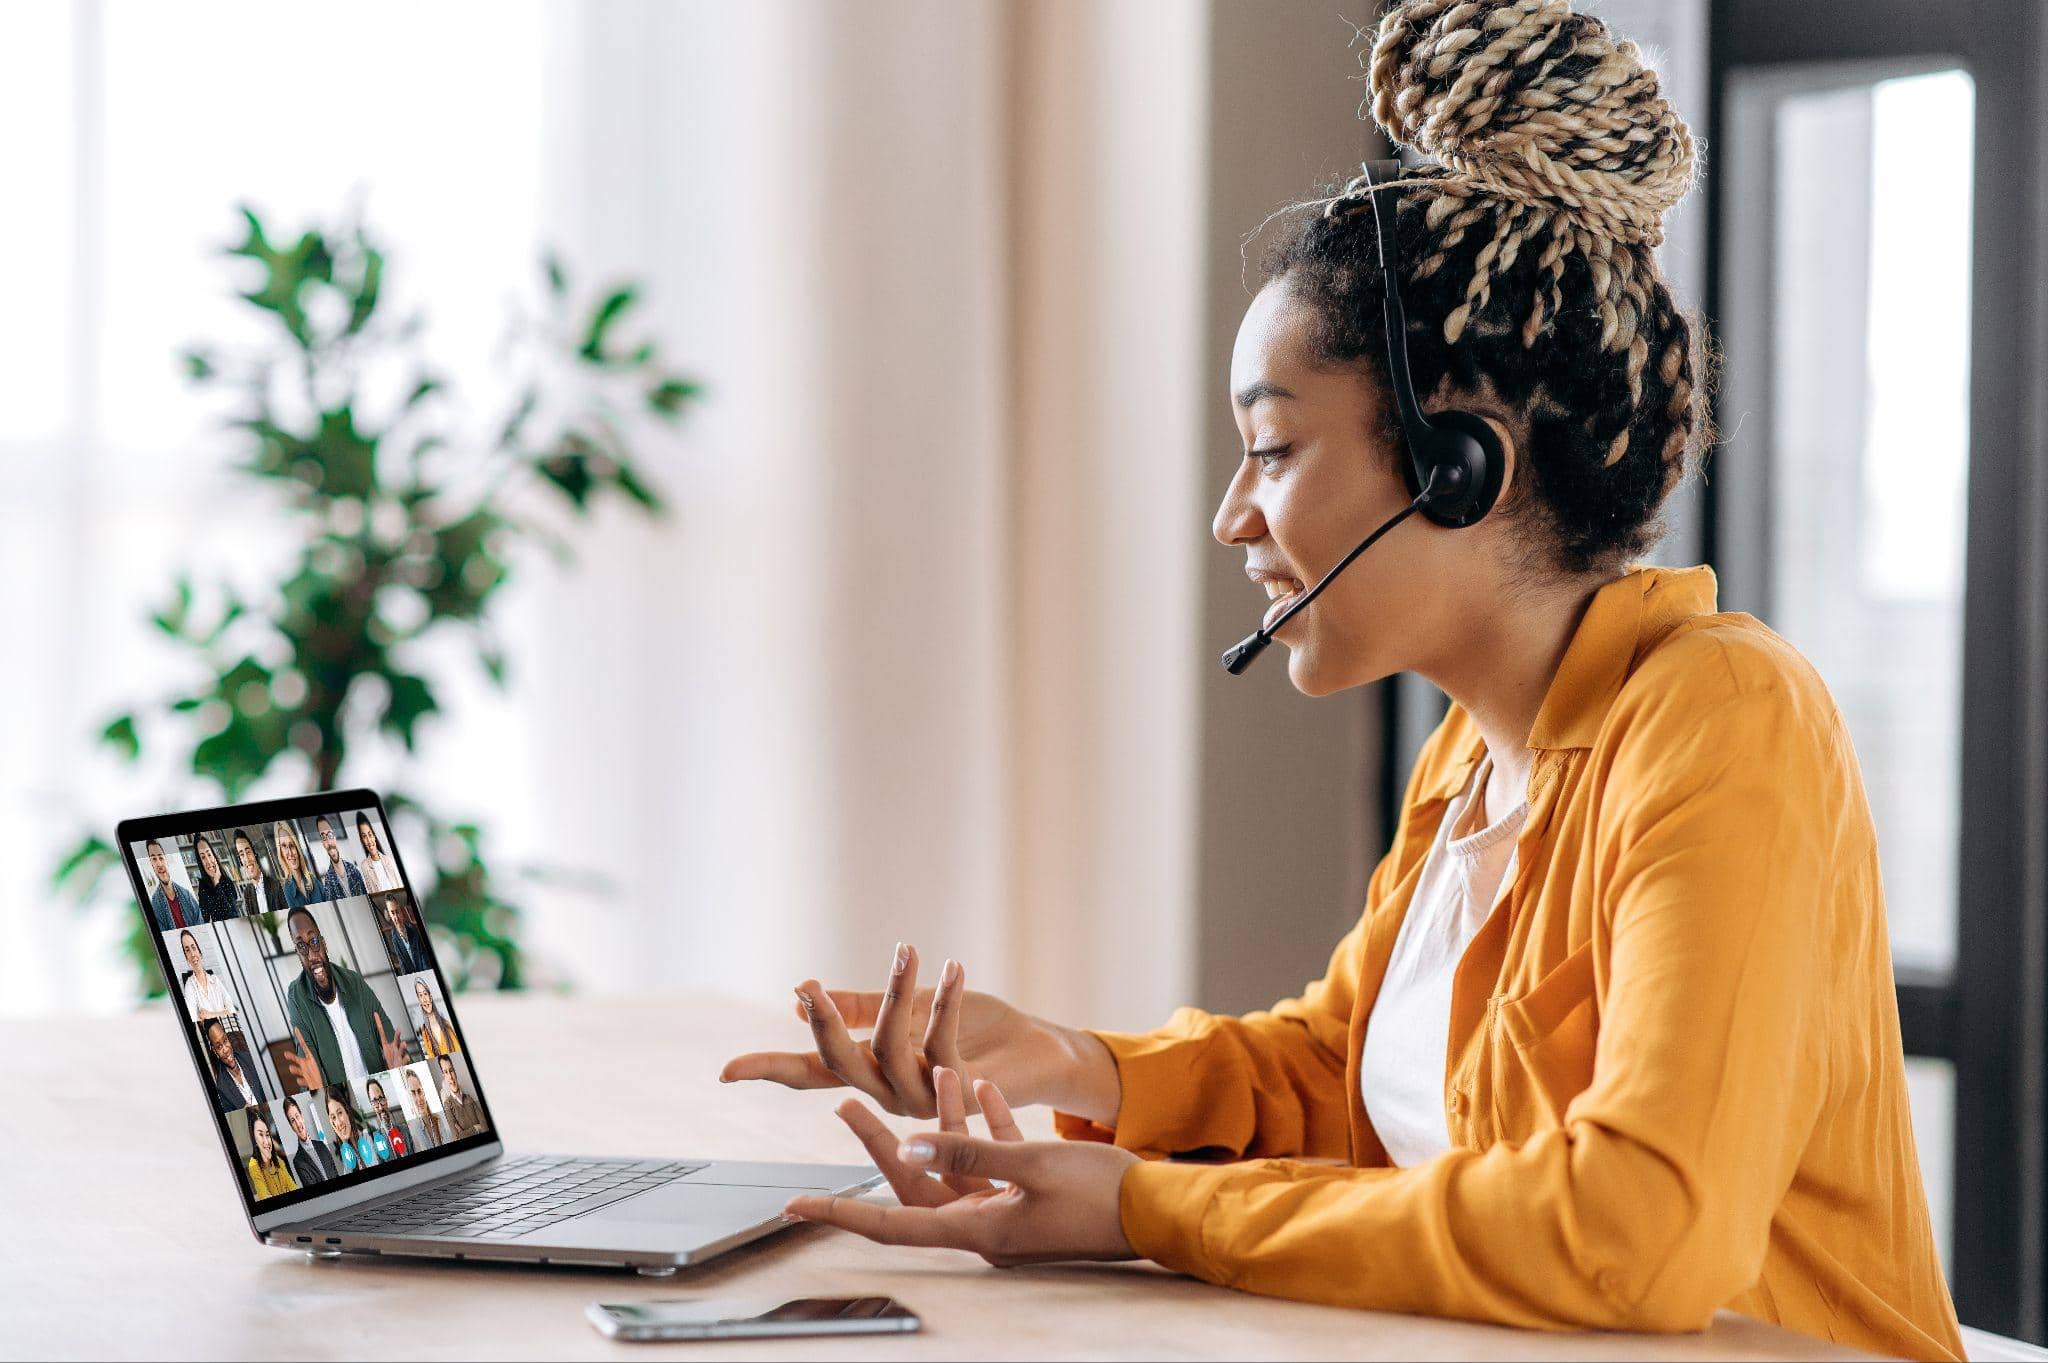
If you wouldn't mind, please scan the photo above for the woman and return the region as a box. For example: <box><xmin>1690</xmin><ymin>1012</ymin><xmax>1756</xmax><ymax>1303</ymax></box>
<box><xmin>245</xmin><ymin>1110</ymin><xmax>298</xmax><ymax>1200</ymax></box>
<box><xmin>356</xmin><ymin>812</ymin><xmax>401</xmax><ymax>893</ymax></box>
<box><xmin>191</xmin><ymin>833</ymin><xmax>238</xmax><ymax>923</ymax></box>
<box><xmin>720</xmin><ymin>4</ymin><xmax>1963</xmax><ymax>1359</ymax></box>
<box><xmin>403</xmin><ymin>1067</ymin><xmax>447</xmax><ymax>1152</ymax></box>
<box><xmin>177</xmin><ymin>929</ymin><xmax>234</xmax><ymax>1023</ymax></box>
<box><xmin>272</xmin><ymin>820</ymin><xmax>318</xmax><ymax>909</ymax></box>
<box><xmin>204</xmin><ymin>1020</ymin><xmax>264</xmax><ymax>1114</ymax></box>
<box><xmin>411</xmin><ymin>977</ymin><xmax>460</xmax><ymax>1059</ymax></box>
<box><xmin>326</xmin><ymin>1091</ymin><xmax>379</xmax><ymax>1173</ymax></box>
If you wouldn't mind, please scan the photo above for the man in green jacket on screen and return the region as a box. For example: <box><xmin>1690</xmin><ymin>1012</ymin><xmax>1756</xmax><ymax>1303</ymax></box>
<box><xmin>280</xmin><ymin>906</ymin><xmax>409</xmax><ymax>1093</ymax></box>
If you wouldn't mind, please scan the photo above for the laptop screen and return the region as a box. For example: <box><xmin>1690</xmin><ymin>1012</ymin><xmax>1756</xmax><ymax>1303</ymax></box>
<box><xmin>119</xmin><ymin>792</ymin><xmax>498</xmax><ymax>1218</ymax></box>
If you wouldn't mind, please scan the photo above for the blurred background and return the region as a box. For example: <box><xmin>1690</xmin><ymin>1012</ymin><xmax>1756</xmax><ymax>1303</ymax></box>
<box><xmin>4</xmin><ymin>0</ymin><xmax>2044</xmax><ymax>1341</ymax></box>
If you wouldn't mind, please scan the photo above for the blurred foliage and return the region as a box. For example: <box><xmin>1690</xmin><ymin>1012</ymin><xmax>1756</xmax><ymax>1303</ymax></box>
<box><xmin>54</xmin><ymin>206</ymin><xmax>701</xmax><ymax>998</ymax></box>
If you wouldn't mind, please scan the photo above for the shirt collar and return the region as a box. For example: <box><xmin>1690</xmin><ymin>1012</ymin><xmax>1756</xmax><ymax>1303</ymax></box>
<box><xmin>1416</xmin><ymin>564</ymin><xmax>1720</xmax><ymax>800</ymax></box>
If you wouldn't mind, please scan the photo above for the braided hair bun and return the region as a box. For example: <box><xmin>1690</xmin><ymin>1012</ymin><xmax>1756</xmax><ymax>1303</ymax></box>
<box><xmin>1370</xmin><ymin>0</ymin><xmax>1696</xmax><ymax>248</ymax></box>
<box><xmin>1262</xmin><ymin>0</ymin><xmax>1715</xmax><ymax>573</ymax></box>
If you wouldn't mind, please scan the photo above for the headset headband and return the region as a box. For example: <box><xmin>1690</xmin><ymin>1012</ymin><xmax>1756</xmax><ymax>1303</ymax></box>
<box><xmin>1360</xmin><ymin>159</ymin><xmax>1435</xmax><ymax>463</ymax></box>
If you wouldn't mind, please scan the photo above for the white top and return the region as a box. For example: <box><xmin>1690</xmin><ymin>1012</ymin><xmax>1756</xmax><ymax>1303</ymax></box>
<box><xmin>182</xmin><ymin>969</ymin><xmax>232</xmax><ymax>1020</ymax></box>
<box><xmin>246</xmin><ymin>878</ymin><xmax>271</xmax><ymax>917</ymax></box>
<box><xmin>321</xmin><ymin>991</ymin><xmax>370</xmax><ymax>1085</ymax></box>
<box><xmin>1359</xmin><ymin>750</ymin><xmax>1528</xmax><ymax>1167</ymax></box>
<box><xmin>361</xmin><ymin>857</ymin><xmax>401</xmax><ymax>893</ymax></box>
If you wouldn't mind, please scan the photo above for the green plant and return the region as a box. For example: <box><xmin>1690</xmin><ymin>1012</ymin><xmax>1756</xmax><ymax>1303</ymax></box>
<box><xmin>53</xmin><ymin>205</ymin><xmax>700</xmax><ymax>997</ymax></box>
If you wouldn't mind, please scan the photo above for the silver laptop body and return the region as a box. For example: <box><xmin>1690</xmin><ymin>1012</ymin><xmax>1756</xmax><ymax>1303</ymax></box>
<box><xmin>120</xmin><ymin>789</ymin><xmax>880</xmax><ymax>1275</ymax></box>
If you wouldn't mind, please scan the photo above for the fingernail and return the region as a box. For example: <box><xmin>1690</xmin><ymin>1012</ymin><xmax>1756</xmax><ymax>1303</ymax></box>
<box><xmin>795</xmin><ymin>988</ymin><xmax>815</xmax><ymax>1014</ymax></box>
<box><xmin>894</xmin><ymin>942</ymin><xmax>909</xmax><ymax>971</ymax></box>
<box><xmin>942</xmin><ymin>958</ymin><xmax>961</xmax><ymax>986</ymax></box>
<box><xmin>900</xmin><ymin>1139</ymin><xmax>935</xmax><ymax>1164</ymax></box>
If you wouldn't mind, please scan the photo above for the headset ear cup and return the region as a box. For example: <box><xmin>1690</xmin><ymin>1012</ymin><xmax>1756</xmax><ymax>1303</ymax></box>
<box><xmin>1418</xmin><ymin>410</ymin><xmax>1506</xmax><ymax>528</ymax></box>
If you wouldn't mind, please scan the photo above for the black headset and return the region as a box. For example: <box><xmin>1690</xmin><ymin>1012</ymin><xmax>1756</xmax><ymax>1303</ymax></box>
<box><xmin>1221</xmin><ymin>158</ymin><xmax>1506</xmax><ymax>675</ymax></box>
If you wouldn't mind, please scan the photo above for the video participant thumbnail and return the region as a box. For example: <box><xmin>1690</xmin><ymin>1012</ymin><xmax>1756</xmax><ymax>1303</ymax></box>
<box><xmin>276</xmin><ymin>902</ymin><xmax>414</xmax><ymax>1092</ymax></box>
<box><xmin>167</xmin><ymin>924</ymin><xmax>240</xmax><ymax>1024</ymax></box>
<box><xmin>357</xmin><ymin>1072</ymin><xmax>413</xmax><ymax>1159</ymax></box>
<box><xmin>199</xmin><ymin>1012</ymin><xmax>278</xmax><ymax>1115</ymax></box>
<box><xmin>435</xmin><ymin>1051</ymin><xmax>487</xmax><ymax>1140</ymax></box>
<box><xmin>378</xmin><ymin>890</ymin><xmax>432</xmax><ymax>976</ymax></box>
<box><xmin>396</xmin><ymin>1061</ymin><xmax>450</xmax><ymax>1153</ymax></box>
<box><xmin>278</xmin><ymin>1091</ymin><xmax>344</xmax><ymax>1188</ymax></box>
<box><xmin>401</xmin><ymin>971</ymin><xmax>460</xmax><ymax>1057</ymax></box>
<box><xmin>324</xmin><ymin>1086</ymin><xmax>386</xmax><ymax>1173</ymax></box>
<box><xmin>227</xmin><ymin>1106</ymin><xmax>299</xmax><ymax>1200</ymax></box>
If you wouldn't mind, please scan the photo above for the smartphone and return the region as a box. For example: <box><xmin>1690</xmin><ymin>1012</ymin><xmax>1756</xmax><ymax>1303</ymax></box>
<box><xmin>586</xmin><ymin>1296</ymin><xmax>921</xmax><ymax>1342</ymax></box>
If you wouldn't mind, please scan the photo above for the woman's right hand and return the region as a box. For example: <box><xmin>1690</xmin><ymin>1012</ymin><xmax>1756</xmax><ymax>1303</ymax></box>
<box><xmin>718</xmin><ymin>943</ymin><xmax>1120</xmax><ymax>1125</ymax></box>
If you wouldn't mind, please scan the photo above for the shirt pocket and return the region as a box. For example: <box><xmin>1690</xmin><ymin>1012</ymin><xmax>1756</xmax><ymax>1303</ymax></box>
<box><xmin>1487</xmin><ymin>944</ymin><xmax>1599</xmax><ymax>1134</ymax></box>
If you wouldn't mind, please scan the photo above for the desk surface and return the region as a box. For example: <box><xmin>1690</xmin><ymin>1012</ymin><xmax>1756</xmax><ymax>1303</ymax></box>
<box><xmin>7</xmin><ymin>993</ymin><xmax>1874</xmax><ymax>1361</ymax></box>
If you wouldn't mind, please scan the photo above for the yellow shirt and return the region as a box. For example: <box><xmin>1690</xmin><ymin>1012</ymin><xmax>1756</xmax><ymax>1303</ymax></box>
<box><xmin>1058</xmin><ymin>565</ymin><xmax>1963</xmax><ymax>1361</ymax></box>
<box><xmin>246</xmin><ymin>1154</ymin><xmax>298</xmax><ymax>1201</ymax></box>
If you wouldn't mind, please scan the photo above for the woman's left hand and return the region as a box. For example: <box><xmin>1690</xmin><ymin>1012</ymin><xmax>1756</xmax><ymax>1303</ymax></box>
<box><xmin>787</xmin><ymin>1068</ymin><xmax>1140</xmax><ymax>1267</ymax></box>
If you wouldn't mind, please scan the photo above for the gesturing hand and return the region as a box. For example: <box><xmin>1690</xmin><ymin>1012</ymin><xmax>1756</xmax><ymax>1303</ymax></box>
<box><xmin>720</xmin><ymin>943</ymin><xmax>1120</xmax><ymax>1122</ymax></box>
<box><xmin>375</xmin><ymin>1014</ymin><xmax>407</xmax><ymax>1069</ymax></box>
<box><xmin>786</xmin><ymin>1069</ymin><xmax>1138</xmax><ymax>1267</ymax></box>
<box><xmin>282</xmin><ymin>1027</ymin><xmax>325</xmax><ymax>1093</ymax></box>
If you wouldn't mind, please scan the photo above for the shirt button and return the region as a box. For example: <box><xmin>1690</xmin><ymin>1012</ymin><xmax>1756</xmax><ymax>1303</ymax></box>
<box><xmin>1449</xmin><ymin>1091</ymin><xmax>1468</xmax><ymax>1116</ymax></box>
<box><xmin>1595</xmin><ymin>1268</ymin><xmax>1623</xmax><ymax>1296</ymax></box>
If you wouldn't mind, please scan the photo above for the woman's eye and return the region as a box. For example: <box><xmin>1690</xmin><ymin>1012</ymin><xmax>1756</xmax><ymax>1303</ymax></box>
<box><xmin>1247</xmin><ymin>445</ymin><xmax>1293</xmax><ymax>469</ymax></box>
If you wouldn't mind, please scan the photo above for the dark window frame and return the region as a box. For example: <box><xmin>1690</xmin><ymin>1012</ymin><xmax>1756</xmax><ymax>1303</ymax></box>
<box><xmin>1705</xmin><ymin>0</ymin><xmax>2048</xmax><ymax>1339</ymax></box>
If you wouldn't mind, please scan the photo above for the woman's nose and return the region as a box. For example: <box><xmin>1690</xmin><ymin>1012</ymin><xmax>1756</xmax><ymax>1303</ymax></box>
<box><xmin>1213</xmin><ymin>462</ymin><xmax>1265</xmax><ymax>547</ymax></box>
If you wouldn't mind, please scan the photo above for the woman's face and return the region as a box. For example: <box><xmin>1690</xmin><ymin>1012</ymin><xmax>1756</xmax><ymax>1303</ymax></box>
<box><xmin>182</xmin><ymin>932</ymin><xmax>203</xmax><ymax>973</ymax></box>
<box><xmin>360</xmin><ymin>822</ymin><xmax>382</xmax><ymax>858</ymax></box>
<box><xmin>1214</xmin><ymin>279</ymin><xmax>1508</xmax><ymax>696</ymax></box>
<box><xmin>414</xmin><ymin>980</ymin><xmax>434</xmax><ymax>1015</ymax></box>
<box><xmin>328</xmin><ymin>1099</ymin><xmax>354</xmax><ymax>1141</ymax></box>
<box><xmin>197</xmin><ymin>839</ymin><xmax>220</xmax><ymax>880</ymax></box>
<box><xmin>278</xmin><ymin>835</ymin><xmax>300</xmax><ymax>873</ymax></box>
<box><xmin>254</xmin><ymin>1117</ymin><xmax>275</xmax><ymax>1161</ymax></box>
<box><xmin>236</xmin><ymin>837</ymin><xmax>260</xmax><ymax>879</ymax></box>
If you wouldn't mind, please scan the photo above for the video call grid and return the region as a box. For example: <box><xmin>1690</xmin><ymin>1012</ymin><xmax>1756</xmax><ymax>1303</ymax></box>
<box><xmin>132</xmin><ymin>805</ymin><xmax>491</xmax><ymax>1203</ymax></box>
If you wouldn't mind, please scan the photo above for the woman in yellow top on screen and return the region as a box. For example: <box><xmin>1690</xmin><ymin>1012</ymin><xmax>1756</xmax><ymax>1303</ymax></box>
<box><xmin>722</xmin><ymin>2</ymin><xmax>1962</xmax><ymax>1358</ymax></box>
<box><xmin>412</xmin><ymin>977</ymin><xmax>460</xmax><ymax>1058</ymax></box>
<box><xmin>245</xmin><ymin>1110</ymin><xmax>297</xmax><ymax>1200</ymax></box>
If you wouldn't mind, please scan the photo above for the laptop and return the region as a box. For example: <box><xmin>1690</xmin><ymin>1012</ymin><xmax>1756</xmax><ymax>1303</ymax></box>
<box><xmin>119</xmin><ymin>788</ymin><xmax>880</xmax><ymax>1274</ymax></box>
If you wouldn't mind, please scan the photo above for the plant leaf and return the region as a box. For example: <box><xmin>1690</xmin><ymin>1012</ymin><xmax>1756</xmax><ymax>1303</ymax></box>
<box><xmin>100</xmin><ymin>715</ymin><xmax>140</xmax><ymax>761</ymax></box>
<box><xmin>612</xmin><ymin>462</ymin><xmax>663</xmax><ymax>512</ymax></box>
<box><xmin>384</xmin><ymin>673</ymin><xmax>439</xmax><ymax>750</ymax></box>
<box><xmin>54</xmin><ymin>835</ymin><xmax>117</xmax><ymax>893</ymax></box>
<box><xmin>535</xmin><ymin>452</ymin><xmax>595</xmax><ymax>512</ymax></box>
<box><xmin>645</xmin><ymin>377</ymin><xmax>702</xmax><ymax>418</ymax></box>
<box><xmin>350</xmin><ymin>247</ymin><xmax>384</xmax><ymax>334</ymax></box>
<box><xmin>578</xmin><ymin>285</ymin><xmax>638</xmax><ymax>363</ymax></box>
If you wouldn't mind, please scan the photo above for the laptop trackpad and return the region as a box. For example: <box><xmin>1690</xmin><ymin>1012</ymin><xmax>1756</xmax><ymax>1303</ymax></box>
<box><xmin>599</xmin><ymin>1182</ymin><xmax>793</xmax><ymax>1226</ymax></box>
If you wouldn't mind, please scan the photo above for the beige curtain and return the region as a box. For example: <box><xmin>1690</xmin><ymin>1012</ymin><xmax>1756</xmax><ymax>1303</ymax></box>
<box><xmin>520</xmin><ymin>0</ymin><xmax>1207</xmax><ymax>1032</ymax></box>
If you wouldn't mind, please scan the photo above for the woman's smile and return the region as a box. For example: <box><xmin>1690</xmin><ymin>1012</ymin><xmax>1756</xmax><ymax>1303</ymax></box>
<box><xmin>1248</xmin><ymin>567</ymin><xmax>1306</xmax><ymax>631</ymax></box>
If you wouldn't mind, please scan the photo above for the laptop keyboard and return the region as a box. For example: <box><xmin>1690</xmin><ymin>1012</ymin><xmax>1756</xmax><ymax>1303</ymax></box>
<box><xmin>313</xmin><ymin>1155</ymin><xmax>707</xmax><ymax>1240</ymax></box>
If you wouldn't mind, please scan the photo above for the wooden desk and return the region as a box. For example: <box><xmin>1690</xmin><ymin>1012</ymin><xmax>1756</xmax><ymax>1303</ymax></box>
<box><xmin>6</xmin><ymin>994</ymin><xmax>1873</xmax><ymax>1360</ymax></box>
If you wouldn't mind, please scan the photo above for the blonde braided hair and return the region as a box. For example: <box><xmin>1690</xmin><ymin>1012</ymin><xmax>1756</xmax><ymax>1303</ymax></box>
<box><xmin>1264</xmin><ymin>0</ymin><xmax>1715</xmax><ymax>572</ymax></box>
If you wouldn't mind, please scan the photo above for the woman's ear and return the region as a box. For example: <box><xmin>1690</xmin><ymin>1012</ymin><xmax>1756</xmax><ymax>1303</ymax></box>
<box><xmin>1478</xmin><ymin>413</ymin><xmax>1518</xmax><ymax>506</ymax></box>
